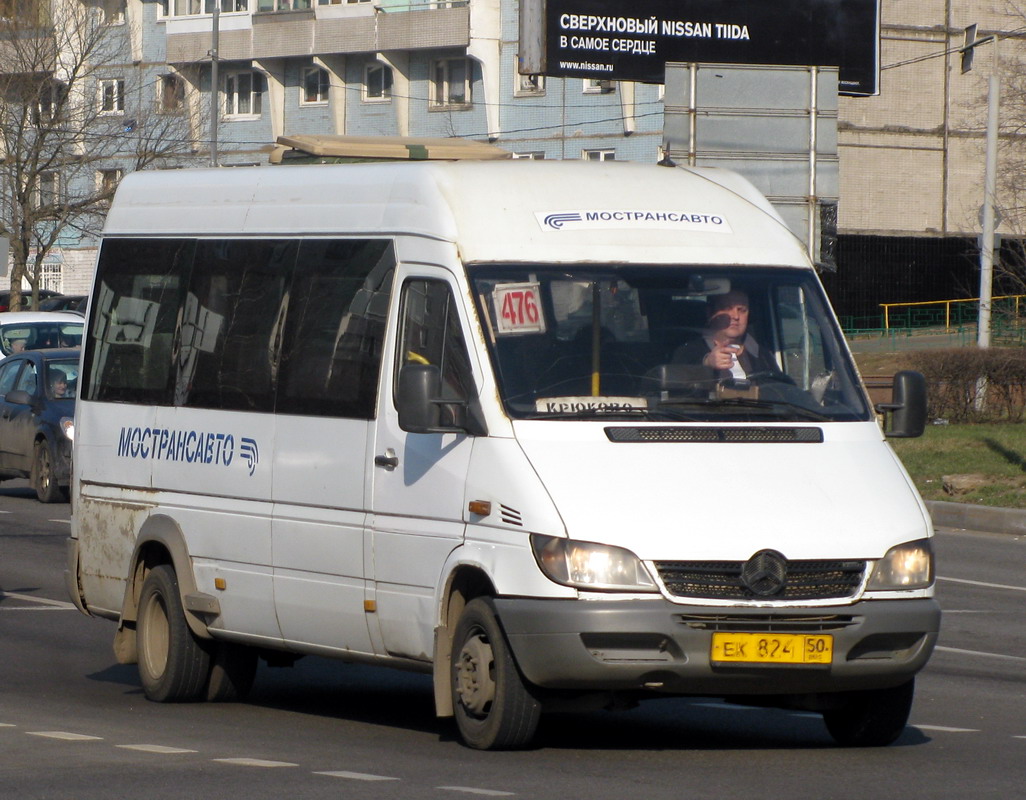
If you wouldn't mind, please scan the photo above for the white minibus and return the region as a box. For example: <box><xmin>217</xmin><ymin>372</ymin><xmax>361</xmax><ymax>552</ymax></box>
<box><xmin>66</xmin><ymin>152</ymin><xmax>939</xmax><ymax>750</ymax></box>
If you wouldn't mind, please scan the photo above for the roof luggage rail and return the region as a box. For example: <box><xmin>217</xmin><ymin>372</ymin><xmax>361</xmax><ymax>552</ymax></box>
<box><xmin>269</xmin><ymin>134</ymin><xmax>512</xmax><ymax>164</ymax></box>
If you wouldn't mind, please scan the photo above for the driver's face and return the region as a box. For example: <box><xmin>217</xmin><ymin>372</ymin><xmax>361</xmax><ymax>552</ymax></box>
<box><xmin>708</xmin><ymin>291</ymin><xmax>749</xmax><ymax>341</ymax></box>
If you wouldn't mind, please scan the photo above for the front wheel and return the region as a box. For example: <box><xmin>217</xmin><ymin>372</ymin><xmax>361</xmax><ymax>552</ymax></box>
<box><xmin>206</xmin><ymin>642</ymin><xmax>258</xmax><ymax>702</ymax></box>
<box><xmin>32</xmin><ymin>441</ymin><xmax>64</xmax><ymax>503</ymax></box>
<box><xmin>822</xmin><ymin>679</ymin><xmax>915</xmax><ymax>747</ymax></box>
<box><xmin>136</xmin><ymin>565</ymin><xmax>212</xmax><ymax>703</ymax></box>
<box><xmin>451</xmin><ymin>597</ymin><xmax>542</xmax><ymax>750</ymax></box>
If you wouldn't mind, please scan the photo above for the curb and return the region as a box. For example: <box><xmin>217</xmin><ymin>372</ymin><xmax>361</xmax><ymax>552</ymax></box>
<box><xmin>926</xmin><ymin>500</ymin><xmax>1026</xmax><ymax>536</ymax></box>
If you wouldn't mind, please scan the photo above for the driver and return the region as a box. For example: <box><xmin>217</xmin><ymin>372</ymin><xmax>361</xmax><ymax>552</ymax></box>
<box><xmin>674</xmin><ymin>290</ymin><xmax>780</xmax><ymax>380</ymax></box>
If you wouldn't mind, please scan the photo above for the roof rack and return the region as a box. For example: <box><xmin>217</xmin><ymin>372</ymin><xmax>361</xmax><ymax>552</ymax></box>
<box><xmin>269</xmin><ymin>134</ymin><xmax>512</xmax><ymax>164</ymax></box>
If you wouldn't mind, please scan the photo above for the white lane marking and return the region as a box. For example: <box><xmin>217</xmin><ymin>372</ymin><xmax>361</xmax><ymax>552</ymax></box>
<box><xmin>0</xmin><ymin>723</ymin><xmax>15</xmax><ymax>728</ymax></box>
<box><xmin>437</xmin><ymin>788</ymin><xmax>515</xmax><ymax>797</ymax></box>
<box><xmin>314</xmin><ymin>771</ymin><xmax>400</xmax><ymax>781</ymax></box>
<box><xmin>48</xmin><ymin>519</ymin><xmax>71</xmax><ymax>525</ymax></box>
<box><xmin>117</xmin><ymin>744</ymin><xmax>198</xmax><ymax>754</ymax></box>
<box><xmin>0</xmin><ymin>592</ymin><xmax>76</xmax><ymax>609</ymax></box>
<box><xmin>934</xmin><ymin>645</ymin><xmax>1026</xmax><ymax>662</ymax></box>
<box><xmin>938</xmin><ymin>576</ymin><xmax>1026</xmax><ymax>593</ymax></box>
<box><xmin>213</xmin><ymin>758</ymin><xmax>299</xmax><ymax>768</ymax></box>
<box><xmin>916</xmin><ymin>725</ymin><xmax>980</xmax><ymax>733</ymax></box>
<box><xmin>28</xmin><ymin>731</ymin><xmax>103</xmax><ymax>741</ymax></box>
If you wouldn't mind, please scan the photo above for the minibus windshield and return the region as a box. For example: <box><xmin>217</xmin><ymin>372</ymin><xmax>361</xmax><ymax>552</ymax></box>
<box><xmin>468</xmin><ymin>265</ymin><xmax>871</xmax><ymax>423</ymax></box>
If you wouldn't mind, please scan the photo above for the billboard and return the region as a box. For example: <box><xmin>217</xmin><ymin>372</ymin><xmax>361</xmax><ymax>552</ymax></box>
<box><xmin>544</xmin><ymin>0</ymin><xmax>880</xmax><ymax>96</ymax></box>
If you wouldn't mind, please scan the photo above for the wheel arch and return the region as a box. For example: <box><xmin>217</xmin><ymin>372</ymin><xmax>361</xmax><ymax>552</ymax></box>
<box><xmin>113</xmin><ymin>514</ymin><xmax>211</xmax><ymax>664</ymax></box>
<box><xmin>433</xmin><ymin>562</ymin><xmax>497</xmax><ymax>718</ymax></box>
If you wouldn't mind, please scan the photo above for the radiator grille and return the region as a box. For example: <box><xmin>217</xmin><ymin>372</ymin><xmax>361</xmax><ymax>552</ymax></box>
<box><xmin>655</xmin><ymin>559</ymin><xmax>865</xmax><ymax>601</ymax></box>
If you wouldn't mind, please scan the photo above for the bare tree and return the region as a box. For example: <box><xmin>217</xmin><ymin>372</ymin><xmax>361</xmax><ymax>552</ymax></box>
<box><xmin>0</xmin><ymin>0</ymin><xmax>200</xmax><ymax>310</ymax></box>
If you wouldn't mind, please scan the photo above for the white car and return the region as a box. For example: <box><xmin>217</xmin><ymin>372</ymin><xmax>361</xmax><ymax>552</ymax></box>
<box><xmin>0</xmin><ymin>311</ymin><xmax>85</xmax><ymax>356</ymax></box>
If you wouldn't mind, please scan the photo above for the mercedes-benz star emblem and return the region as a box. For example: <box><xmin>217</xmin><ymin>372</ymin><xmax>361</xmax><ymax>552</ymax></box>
<box><xmin>740</xmin><ymin>549</ymin><xmax>788</xmax><ymax>596</ymax></box>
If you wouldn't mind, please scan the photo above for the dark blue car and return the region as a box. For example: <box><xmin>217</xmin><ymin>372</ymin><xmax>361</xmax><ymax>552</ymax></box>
<box><xmin>0</xmin><ymin>348</ymin><xmax>78</xmax><ymax>502</ymax></box>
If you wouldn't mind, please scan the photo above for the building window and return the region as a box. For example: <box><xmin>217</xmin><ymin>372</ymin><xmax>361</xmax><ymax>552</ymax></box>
<box><xmin>363</xmin><ymin>63</ymin><xmax>392</xmax><ymax>103</ymax></box>
<box><xmin>316</xmin><ymin>0</ymin><xmax>370</xmax><ymax>4</ymax></box>
<box><xmin>514</xmin><ymin>56</ymin><xmax>544</xmax><ymax>97</ymax></box>
<box><xmin>583</xmin><ymin>149</ymin><xmax>615</xmax><ymax>161</ymax></box>
<box><xmin>512</xmin><ymin>151</ymin><xmax>545</xmax><ymax>160</ymax></box>
<box><xmin>101</xmin><ymin>0</ymin><xmax>126</xmax><ymax>23</ymax></box>
<box><xmin>99</xmin><ymin>78</ymin><xmax>125</xmax><ymax>114</ymax></box>
<box><xmin>35</xmin><ymin>171</ymin><xmax>60</xmax><ymax>210</ymax></box>
<box><xmin>160</xmin><ymin>0</ymin><xmax>248</xmax><ymax>18</ymax></box>
<box><xmin>583</xmin><ymin>78</ymin><xmax>615</xmax><ymax>94</ymax></box>
<box><xmin>224</xmin><ymin>71</ymin><xmax>264</xmax><ymax>117</ymax></box>
<box><xmin>430</xmin><ymin>58</ymin><xmax>471</xmax><ymax>109</ymax></box>
<box><xmin>34</xmin><ymin>80</ymin><xmax>66</xmax><ymax>124</ymax></box>
<box><xmin>40</xmin><ymin>264</ymin><xmax>63</xmax><ymax>293</ymax></box>
<box><xmin>158</xmin><ymin>75</ymin><xmax>185</xmax><ymax>113</ymax></box>
<box><xmin>98</xmin><ymin>168</ymin><xmax>123</xmax><ymax>200</ymax></box>
<box><xmin>301</xmin><ymin>67</ymin><xmax>329</xmax><ymax>105</ymax></box>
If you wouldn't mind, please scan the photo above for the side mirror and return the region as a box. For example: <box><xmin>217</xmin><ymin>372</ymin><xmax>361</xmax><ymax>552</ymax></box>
<box><xmin>875</xmin><ymin>370</ymin><xmax>927</xmax><ymax>438</ymax></box>
<box><xmin>5</xmin><ymin>389</ymin><xmax>34</xmax><ymax>406</ymax></box>
<box><xmin>396</xmin><ymin>363</ymin><xmax>487</xmax><ymax>436</ymax></box>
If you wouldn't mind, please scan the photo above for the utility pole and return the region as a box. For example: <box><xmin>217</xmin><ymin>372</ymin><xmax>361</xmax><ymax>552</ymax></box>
<box><xmin>961</xmin><ymin>24</ymin><xmax>998</xmax><ymax>348</ymax></box>
<box><xmin>209</xmin><ymin>6</ymin><xmax>220</xmax><ymax>168</ymax></box>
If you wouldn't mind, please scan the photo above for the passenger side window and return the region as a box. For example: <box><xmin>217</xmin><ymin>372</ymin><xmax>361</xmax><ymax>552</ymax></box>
<box><xmin>15</xmin><ymin>362</ymin><xmax>37</xmax><ymax>394</ymax></box>
<box><xmin>83</xmin><ymin>237</ymin><xmax>192</xmax><ymax>404</ymax></box>
<box><xmin>276</xmin><ymin>239</ymin><xmax>395</xmax><ymax>419</ymax></box>
<box><xmin>177</xmin><ymin>239</ymin><xmax>296</xmax><ymax>412</ymax></box>
<box><xmin>396</xmin><ymin>279</ymin><xmax>474</xmax><ymax>403</ymax></box>
<box><xmin>0</xmin><ymin>360</ymin><xmax>21</xmax><ymax>397</ymax></box>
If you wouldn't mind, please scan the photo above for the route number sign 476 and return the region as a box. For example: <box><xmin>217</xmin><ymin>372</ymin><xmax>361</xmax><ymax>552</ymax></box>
<box><xmin>494</xmin><ymin>282</ymin><xmax>546</xmax><ymax>335</ymax></box>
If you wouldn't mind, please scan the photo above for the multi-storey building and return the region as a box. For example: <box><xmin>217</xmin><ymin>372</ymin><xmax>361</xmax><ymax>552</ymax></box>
<box><xmin>1</xmin><ymin>0</ymin><xmax>1021</xmax><ymax>324</ymax></box>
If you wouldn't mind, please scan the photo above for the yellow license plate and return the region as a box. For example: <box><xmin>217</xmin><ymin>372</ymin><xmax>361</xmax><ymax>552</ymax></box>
<box><xmin>711</xmin><ymin>632</ymin><xmax>833</xmax><ymax>665</ymax></box>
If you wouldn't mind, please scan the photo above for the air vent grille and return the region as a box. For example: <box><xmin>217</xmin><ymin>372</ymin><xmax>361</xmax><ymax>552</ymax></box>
<box><xmin>605</xmin><ymin>427</ymin><xmax>823</xmax><ymax>443</ymax></box>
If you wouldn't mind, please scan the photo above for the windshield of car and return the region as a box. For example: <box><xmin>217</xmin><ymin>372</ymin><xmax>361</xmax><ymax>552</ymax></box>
<box><xmin>468</xmin><ymin>265</ymin><xmax>870</xmax><ymax>423</ymax></box>
<box><xmin>0</xmin><ymin>321</ymin><xmax>84</xmax><ymax>355</ymax></box>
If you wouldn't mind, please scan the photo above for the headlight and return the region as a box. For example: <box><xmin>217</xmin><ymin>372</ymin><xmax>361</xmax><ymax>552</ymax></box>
<box><xmin>530</xmin><ymin>534</ymin><xmax>658</xmax><ymax>592</ymax></box>
<box><xmin>866</xmin><ymin>539</ymin><xmax>933</xmax><ymax>590</ymax></box>
<box><xmin>60</xmin><ymin>417</ymin><xmax>75</xmax><ymax>442</ymax></box>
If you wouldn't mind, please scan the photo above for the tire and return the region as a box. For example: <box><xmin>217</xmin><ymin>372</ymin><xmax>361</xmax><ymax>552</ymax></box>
<box><xmin>823</xmin><ymin>679</ymin><xmax>915</xmax><ymax>747</ymax></box>
<box><xmin>136</xmin><ymin>565</ymin><xmax>212</xmax><ymax>703</ymax></box>
<box><xmin>206</xmin><ymin>642</ymin><xmax>258</xmax><ymax>702</ymax></box>
<box><xmin>451</xmin><ymin>597</ymin><xmax>542</xmax><ymax>750</ymax></box>
<box><xmin>32</xmin><ymin>441</ymin><xmax>63</xmax><ymax>504</ymax></box>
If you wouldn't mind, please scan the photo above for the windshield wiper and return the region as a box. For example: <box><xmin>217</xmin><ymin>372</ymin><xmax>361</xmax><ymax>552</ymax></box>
<box><xmin>704</xmin><ymin>397</ymin><xmax>832</xmax><ymax>421</ymax></box>
<box><xmin>519</xmin><ymin>408</ymin><xmax>653</xmax><ymax>421</ymax></box>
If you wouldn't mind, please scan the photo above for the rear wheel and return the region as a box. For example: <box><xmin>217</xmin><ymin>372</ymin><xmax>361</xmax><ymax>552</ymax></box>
<box><xmin>451</xmin><ymin>597</ymin><xmax>542</xmax><ymax>750</ymax></box>
<box><xmin>206</xmin><ymin>642</ymin><xmax>258</xmax><ymax>702</ymax></box>
<box><xmin>136</xmin><ymin>565</ymin><xmax>211</xmax><ymax>702</ymax></box>
<box><xmin>32</xmin><ymin>441</ymin><xmax>63</xmax><ymax>504</ymax></box>
<box><xmin>822</xmin><ymin>679</ymin><xmax>915</xmax><ymax>747</ymax></box>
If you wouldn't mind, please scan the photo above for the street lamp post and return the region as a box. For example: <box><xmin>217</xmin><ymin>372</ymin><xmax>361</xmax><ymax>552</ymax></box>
<box><xmin>209</xmin><ymin>5</ymin><xmax>220</xmax><ymax>168</ymax></box>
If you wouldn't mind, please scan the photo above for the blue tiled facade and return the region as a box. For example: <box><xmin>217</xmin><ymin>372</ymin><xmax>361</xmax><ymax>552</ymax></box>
<box><xmin>19</xmin><ymin>0</ymin><xmax>671</xmax><ymax>289</ymax></box>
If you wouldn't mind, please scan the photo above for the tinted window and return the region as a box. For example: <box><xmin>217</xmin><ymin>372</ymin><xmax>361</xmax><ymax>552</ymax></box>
<box><xmin>176</xmin><ymin>240</ymin><xmax>296</xmax><ymax>412</ymax></box>
<box><xmin>276</xmin><ymin>240</ymin><xmax>394</xmax><ymax>419</ymax></box>
<box><xmin>84</xmin><ymin>236</ymin><xmax>396</xmax><ymax>421</ymax></box>
<box><xmin>84</xmin><ymin>238</ymin><xmax>192</xmax><ymax>403</ymax></box>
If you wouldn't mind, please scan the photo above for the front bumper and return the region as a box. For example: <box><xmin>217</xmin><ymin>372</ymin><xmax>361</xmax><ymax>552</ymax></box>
<box><xmin>494</xmin><ymin>596</ymin><xmax>940</xmax><ymax>696</ymax></box>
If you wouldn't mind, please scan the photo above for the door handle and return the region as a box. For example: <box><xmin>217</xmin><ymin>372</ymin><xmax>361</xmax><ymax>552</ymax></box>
<box><xmin>374</xmin><ymin>448</ymin><xmax>398</xmax><ymax>470</ymax></box>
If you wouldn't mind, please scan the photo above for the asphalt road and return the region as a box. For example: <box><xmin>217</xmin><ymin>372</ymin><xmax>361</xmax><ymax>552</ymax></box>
<box><xmin>2</xmin><ymin>479</ymin><xmax>1026</xmax><ymax>799</ymax></box>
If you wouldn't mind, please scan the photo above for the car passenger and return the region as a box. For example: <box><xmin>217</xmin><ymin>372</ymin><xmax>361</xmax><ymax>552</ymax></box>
<box><xmin>50</xmin><ymin>373</ymin><xmax>69</xmax><ymax>399</ymax></box>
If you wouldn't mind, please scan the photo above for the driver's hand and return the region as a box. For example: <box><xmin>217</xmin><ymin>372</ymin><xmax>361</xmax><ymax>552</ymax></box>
<box><xmin>704</xmin><ymin>342</ymin><xmax>741</xmax><ymax>370</ymax></box>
